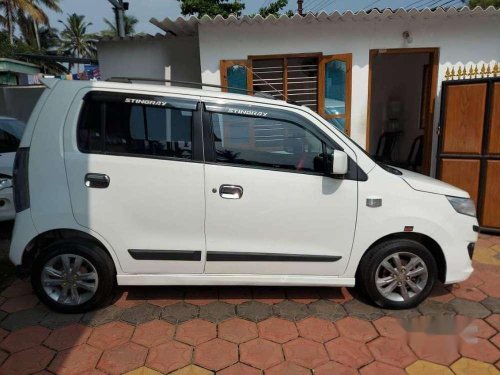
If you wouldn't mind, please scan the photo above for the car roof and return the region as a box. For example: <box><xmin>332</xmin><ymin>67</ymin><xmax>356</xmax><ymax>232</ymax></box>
<box><xmin>53</xmin><ymin>79</ymin><xmax>301</xmax><ymax>110</ymax></box>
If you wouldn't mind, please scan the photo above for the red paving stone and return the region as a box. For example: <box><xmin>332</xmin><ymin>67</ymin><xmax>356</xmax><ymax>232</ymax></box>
<box><xmin>486</xmin><ymin>314</ymin><xmax>500</xmax><ymax>331</ymax></box>
<box><xmin>459</xmin><ymin>337</ymin><xmax>500</xmax><ymax>363</ymax></box>
<box><xmin>492</xmin><ymin>333</ymin><xmax>500</xmax><ymax>349</ymax></box>
<box><xmin>0</xmin><ymin>328</ymin><xmax>8</xmax><ymax>341</ymax></box>
<box><xmin>44</xmin><ymin>323</ymin><xmax>92</xmax><ymax>351</ymax></box>
<box><xmin>0</xmin><ymin>350</ymin><xmax>7</xmax><ymax>365</ymax></box>
<box><xmin>194</xmin><ymin>338</ymin><xmax>238</xmax><ymax>370</ymax></box>
<box><xmin>408</xmin><ymin>332</ymin><xmax>460</xmax><ymax>366</ymax></box>
<box><xmin>267</xmin><ymin>361</ymin><xmax>310</xmax><ymax>375</ymax></box>
<box><xmin>0</xmin><ymin>294</ymin><xmax>39</xmax><ymax>313</ymax></box>
<box><xmin>218</xmin><ymin>318</ymin><xmax>258</xmax><ymax>343</ymax></box>
<box><xmin>146</xmin><ymin>340</ymin><xmax>192</xmax><ymax>373</ymax></box>
<box><xmin>113</xmin><ymin>290</ymin><xmax>143</xmax><ymax>309</ymax></box>
<box><xmin>257</xmin><ymin>317</ymin><xmax>298</xmax><ymax>343</ymax></box>
<box><xmin>448</xmin><ymin>284</ymin><xmax>488</xmax><ymax>301</ymax></box>
<box><xmin>131</xmin><ymin>320</ymin><xmax>175</xmax><ymax>347</ymax></box>
<box><xmin>318</xmin><ymin>287</ymin><xmax>354</xmax><ymax>303</ymax></box>
<box><xmin>360</xmin><ymin>361</ymin><xmax>407</xmax><ymax>375</ymax></box>
<box><xmin>373</xmin><ymin>317</ymin><xmax>407</xmax><ymax>340</ymax></box>
<box><xmin>336</xmin><ymin>316</ymin><xmax>379</xmax><ymax>342</ymax></box>
<box><xmin>325</xmin><ymin>337</ymin><xmax>374</xmax><ymax>369</ymax></box>
<box><xmin>48</xmin><ymin>344</ymin><xmax>102</xmax><ymax>375</ymax></box>
<box><xmin>87</xmin><ymin>321</ymin><xmax>134</xmax><ymax>350</ymax></box>
<box><xmin>175</xmin><ymin>319</ymin><xmax>216</xmax><ymax>345</ymax></box>
<box><xmin>314</xmin><ymin>361</ymin><xmax>359</xmax><ymax>375</ymax></box>
<box><xmin>184</xmin><ymin>289</ymin><xmax>218</xmax><ymax>305</ymax></box>
<box><xmin>286</xmin><ymin>288</ymin><xmax>320</xmax><ymax>304</ymax></box>
<box><xmin>368</xmin><ymin>337</ymin><xmax>417</xmax><ymax>368</ymax></box>
<box><xmin>0</xmin><ymin>346</ymin><xmax>55</xmax><ymax>375</ymax></box>
<box><xmin>217</xmin><ymin>362</ymin><xmax>262</xmax><ymax>375</ymax></box>
<box><xmin>296</xmin><ymin>317</ymin><xmax>339</xmax><ymax>343</ymax></box>
<box><xmin>0</xmin><ymin>281</ymin><xmax>32</xmax><ymax>299</ymax></box>
<box><xmin>97</xmin><ymin>342</ymin><xmax>147</xmax><ymax>375</ymax></box>
<box><xmin>240</xmin><ymin>338</ymin><xmax>284</xmax><ymax>370</ymax></box>
<box><xmin>0</xmin><ymin>326</ymin><xmax>50</xmax><ymax>353</ymax></box>
<box><xmin>283</xmin><ymin>337</ymin><xmax>329</xmax><ymax>369</ymax></box>
<box><xmin>252</xmin><ymin>287</ymin><xmax>285</xmax><ymax>304</ymax></box>
<box><xmin>219</xmin><ymin>287</ymin><xmax>252</xmax><ymax>305</ymax></box>
<box><xmin>466</xmin><ymin>318</ymin><xmax>497</xmax><ymax>339</ymax></box>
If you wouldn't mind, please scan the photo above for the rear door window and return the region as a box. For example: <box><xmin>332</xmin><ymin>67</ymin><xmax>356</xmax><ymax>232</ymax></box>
<box><xmin>78</xmin><ymin>93</ymin><xmax>196</xmax><ymax>160</ymax></box>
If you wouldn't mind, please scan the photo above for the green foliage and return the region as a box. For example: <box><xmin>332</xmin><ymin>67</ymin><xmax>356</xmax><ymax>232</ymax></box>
<box><xmin>0</xmin><ymin>0</ymin><xmax>61</xmax><ymax>45</ymax></box>
<box><xmin>178</xmin><ymin>0</ymin><xmax>245</xmax><ymax>17</ymax></box>
<box><xmin>101</xmin><ymin>14</ymin><xmax>138</xmax><ymax>37</ymax></box>
<box><xmin>58</xmin><ymin>13</ymin><xmax>97</xmax><ymax>59</ymax></box>
<box><xmin>0</xmin><ymin>30</ymin><xmax>35</xmax><ymax>58</ymax></box>
<box><xmin>257</xmin><ymin>0</ymin><xmax>293</xmax><ymax>17</ymax></box>
<box><xmin>468</xmin><ymin>0</ymin><xmax>500</xmax><ymax>7</ymax></box>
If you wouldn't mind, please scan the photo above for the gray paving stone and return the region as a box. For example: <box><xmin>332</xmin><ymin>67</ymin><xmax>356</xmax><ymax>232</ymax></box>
<box><xmin>450</xmin><ymin>298</ymin><xmax>491</xmax><ymax>319</ymax></box>
<box><xmin>237</xmin><ymin>301</ymin><xmax>273</xmax><ymax>322</ymax></box>
<box><xmin>343</xmin><ymin>299</ymin><xmax>385</xmax><ymax>320</ymax></box>
<box><xmin>81</xmin><ymin>305</ymin><xmax>123</xmax><ymax>327</ymax></box>
<box><xmin>383</xmin><ymin>308</ymin><xmax>421</xmax><ymax>320</ymax></box>
<box><xmin>199</xmin><ymin>301</ymin><xmax>235</xmax><ymax>323</ymax></box>
<box><xmin>273</xmin><ymin>300</ymin><xmax>309</xmax><ymax>321</ymax></box>
<box><xmin>0</xmin><ymin>307</ymin><xmax>48</xmax><ymax>331</ymax></box>
<box><xmin>417</xmin><ymin>300</ymin><xmax>456</xmax><ymax>316</ymax></box>
<box><xmin>481</xmin><ymin>297</ymin><xmax>500</xmax><ymax>314</ymax></box>
<box><xmin>161</xmin><ymin>302</ymin><xmax>198</xmax><ymax>324</ymax></box>
<box><xmin>120</xmin><ymin>303</ymin><xmax>161</xmax><ymax>325</ymax></box>
<box><xmin>308</xmin><ymin>300</ymin><xmax>346</xmax><ymax>321</ymax></box>
<box><xmin>40</xmin><ymin>311</ymin><xmax>83</xmax><ymax>329</ymax></box>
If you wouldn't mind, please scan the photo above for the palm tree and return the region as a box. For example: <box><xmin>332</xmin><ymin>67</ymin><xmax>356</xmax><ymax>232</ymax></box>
<box><xmin>58</xmin><ymin>13</ymin><xmax>97</xmax><ymax>73</ymax></box>
<box><xmin>101</xmin><ymin>14</ymin><xmax>138</xmax><ymax>37</ymax></box>
<box><xmin>0</xmin><ymin>0</ymin><xmax>60</xmax><ymax>45</ymax></box>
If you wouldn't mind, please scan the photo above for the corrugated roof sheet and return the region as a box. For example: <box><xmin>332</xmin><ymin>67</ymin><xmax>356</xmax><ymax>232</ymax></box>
<box><xmin>151</xmin><ymin>6</ymin><xmax>500</xmax><ymax>36</ymax></box>
<box><xmin>98</xmin><ymin>33</ymin><xmax>172</xmax><ymax>42</ymax></box>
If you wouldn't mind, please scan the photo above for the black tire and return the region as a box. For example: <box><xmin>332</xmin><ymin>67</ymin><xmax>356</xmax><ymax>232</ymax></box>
<box><xmin>31</xmin><ymin>239</ymin><xmax>116</xmax><ymax>313</ymax></box>
<box><xmin>357</xmin><ymin>239</ymin><xmax>437</xmax><ymax>309</ymax></box>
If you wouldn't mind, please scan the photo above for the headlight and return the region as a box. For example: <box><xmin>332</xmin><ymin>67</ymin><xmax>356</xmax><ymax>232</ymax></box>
<box><xmin>0</xmin><ymin>178</ymin><xmax>12</xmax><ymax>190</ymax></box>
<box><xmin>446</xmin><ymin>196</ymin><xmax>476</xmax><ymax>217</ymax></box>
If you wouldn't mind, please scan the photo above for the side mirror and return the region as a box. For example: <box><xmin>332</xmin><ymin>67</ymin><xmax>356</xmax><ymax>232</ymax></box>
<box><xmin>332</xmin><ymin>150</ymin><xmax>348</xmax><ymax>175</ymax></box>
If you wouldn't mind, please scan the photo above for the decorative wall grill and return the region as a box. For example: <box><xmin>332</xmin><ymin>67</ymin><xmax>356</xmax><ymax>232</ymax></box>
<box><xmin>444</xmin><ymin>62</ymin><xmax>499</xmax><ymax>81</ymax></box>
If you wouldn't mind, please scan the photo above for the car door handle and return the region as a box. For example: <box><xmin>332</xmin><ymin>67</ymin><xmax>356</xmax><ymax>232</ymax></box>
<box><xmin>85</xmin><ymin>173</ymin><xmax>110</xmax><ymax>188</ymax></box>
<box><xmin>219</xmin><ymin>184</ymin><xmax>243</xmax><ymax>199</ymax></box>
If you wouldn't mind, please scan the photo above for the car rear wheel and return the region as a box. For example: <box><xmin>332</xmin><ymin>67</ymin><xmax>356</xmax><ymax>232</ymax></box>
<box><xmin>357</xmin><ymin>239</ymin><xmax>437</xmax><ymax>309</ymax></box>
<box><xmin>31</xmin><ymin>240</ymin><xmax>115</xmax><ymax>313</ymax></box>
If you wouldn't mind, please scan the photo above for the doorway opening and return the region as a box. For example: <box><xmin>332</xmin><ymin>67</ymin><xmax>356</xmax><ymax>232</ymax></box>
<box><xmin>367</xmin><ymin>48</ymin><xmax>438</xmax><ymax>175</ymax></box>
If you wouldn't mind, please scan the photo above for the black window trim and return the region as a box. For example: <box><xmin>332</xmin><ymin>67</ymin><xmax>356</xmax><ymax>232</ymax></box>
<box><xmin>77</xmin><ymin>91</ymin><xmax>204</xmax><ymax>163</ymax></box>
<box><xmin>202</xmin><ymin>101</ymin><xmax>367</xmax><ymax>181</ymax></box>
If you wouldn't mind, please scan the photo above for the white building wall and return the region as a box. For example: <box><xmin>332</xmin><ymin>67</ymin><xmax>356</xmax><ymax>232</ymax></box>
<box><xmin>98</xmin><ymin>36</ymin><xmax>201</xmax><ymax>83</ymax></box>
<box><xmin>198</xmin><ymin>14</ymin><xmax>500</xmax><ymax>175</ymax></box>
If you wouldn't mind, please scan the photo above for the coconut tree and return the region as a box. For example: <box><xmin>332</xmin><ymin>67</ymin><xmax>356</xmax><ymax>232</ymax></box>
<box><xmin>58</xmin><ymin>13</ymin><xmax>97</xmax><ymax>73</ymax></box>
<box><xmin>101</xmin><ymin>14</ymin><xmax>138</xmax><ymax>37</ymax></box>
<box><xmin>0</xmin><ymin>0</ymin><xmax>60</xmax><ymax>45</ymax></box>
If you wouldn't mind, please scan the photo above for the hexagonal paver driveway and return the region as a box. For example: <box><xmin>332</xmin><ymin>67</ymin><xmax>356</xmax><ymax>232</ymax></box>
<box><xmin>0</xmin><ymin>233</ymin><xmax>498</xmax><ymax>374</ymax></box>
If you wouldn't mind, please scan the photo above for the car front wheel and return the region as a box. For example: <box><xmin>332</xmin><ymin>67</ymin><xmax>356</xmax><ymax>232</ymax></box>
<box><xmin>358</xmin><ymin>239</ymin><xmax>437</xmax><ymax>309</ymax></box>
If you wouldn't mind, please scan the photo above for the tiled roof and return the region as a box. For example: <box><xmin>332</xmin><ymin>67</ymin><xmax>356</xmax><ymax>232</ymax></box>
<box><xmin>151</xmin><ymin>6</ymin><xmax>500</xmax><ymax>36</ymax></box>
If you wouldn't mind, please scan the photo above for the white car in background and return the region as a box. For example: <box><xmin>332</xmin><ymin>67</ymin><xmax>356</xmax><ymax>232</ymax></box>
<box><xmin>0</xmin><ymin>116</ymin><xmax>25</xmax><ymax>221</ymax></box>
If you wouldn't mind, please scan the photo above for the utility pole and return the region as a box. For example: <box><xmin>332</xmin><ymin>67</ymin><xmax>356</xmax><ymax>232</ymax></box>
<box><xmin>297</xmin><ymin>0</ymin><xmax>303</xmax><ymax>15</ymax></box>
<box><xmin>107</xmin><ymin>0</ymin><xmax>128</xmax><ymax>37</ymax></box>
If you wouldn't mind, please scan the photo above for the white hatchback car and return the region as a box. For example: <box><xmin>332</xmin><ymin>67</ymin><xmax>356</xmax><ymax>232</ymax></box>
<box><xmin>10</xmin><ymin>79</ymin><xmax>478</xmax><ymax>313</ymax></box>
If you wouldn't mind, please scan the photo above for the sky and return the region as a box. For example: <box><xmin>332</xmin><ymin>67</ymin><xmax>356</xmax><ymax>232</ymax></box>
<box><xmin>46</xmin><ymin>0</ymin><xmax>467</xmax><ymax>35</ymax></box>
